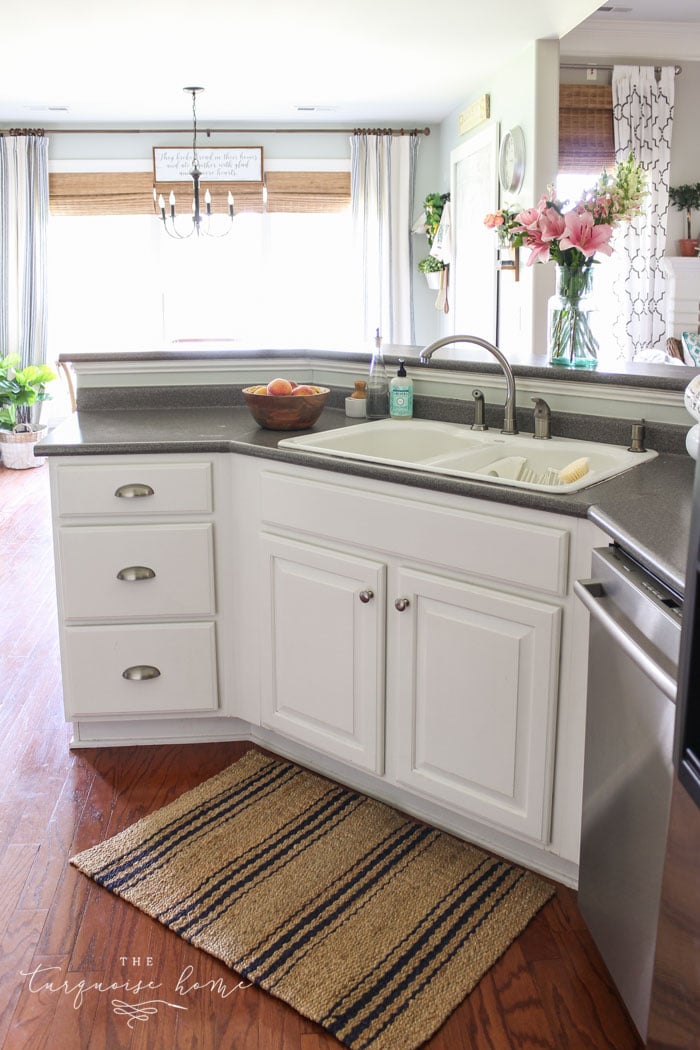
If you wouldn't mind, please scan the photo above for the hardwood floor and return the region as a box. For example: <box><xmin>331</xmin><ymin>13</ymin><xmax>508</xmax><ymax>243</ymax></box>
<box><xmin>0</xmin><ymin>463</ymin><xmax>644</xmax><ymax>1050</ymax></box>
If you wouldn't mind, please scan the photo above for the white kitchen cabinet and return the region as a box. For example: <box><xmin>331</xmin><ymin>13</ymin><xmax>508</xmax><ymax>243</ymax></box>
<box><xmin>256</xmin><ymin>463</ymin><xmax>568</xmax><ymax>845</ymax></box>
<box><xmin>47</xmin><ymin>450</ymin><xmax>603</xmax><ymax>881</ymax></box>
<box><xmin>260</xmin><ymin>533</ymin><xmax>386</xmax><ymax>773</ymax></box>
<box><xmin>49</xmin><ymin>455</ymin><xmax>228</xmax><ymax>726</ymax></box>
<box><xmin>390</xmin><ymin>566</ymin><xmax>561</xmax><ymax>842</ymax></box>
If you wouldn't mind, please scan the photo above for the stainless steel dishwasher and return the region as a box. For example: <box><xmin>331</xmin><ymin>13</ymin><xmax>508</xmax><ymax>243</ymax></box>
<box><xmin>574</xmin><ymin>544</ymin><xmax>682</xmax><ymax>1042</ymax></box>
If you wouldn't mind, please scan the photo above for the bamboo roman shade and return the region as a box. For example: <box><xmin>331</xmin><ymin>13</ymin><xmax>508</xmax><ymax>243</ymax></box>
<box><xmin>49</xmin><ymin>172</ymin><xmax>155</xmax><ymax>215</ymax></box>
<box><xmin>49</xmin><ymin>170</ymin><xmax>350</xmax><ymax>216</ymax></box>
<box><xmin>559</xmin><ymin>84</ymin><xmax>615</xmax><ymax>174</ymax></box>
<box><xmin>265</xmin><ymin>171</ymin><xmax>350</xmax><ymax>213</ymax></box>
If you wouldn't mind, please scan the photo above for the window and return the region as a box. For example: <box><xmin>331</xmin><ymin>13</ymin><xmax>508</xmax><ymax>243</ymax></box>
<box><xmin>558</xmin><ymin>85</ymin><xmax>614</xmax><ymax>175</ymax></box>
<box><xmin>47</xmin><ymin>168</ymin><xmax>355</xmax><ymax>356</ymax></box>
<box><xmin>47</xmin><ymin>207</ymin><xmax>356</xmax><ymax>355</ymax></box>
<box><xmin>48</xmin><ymin>215</ymin><xmax>164</xmax><ymax>355</ymax></box>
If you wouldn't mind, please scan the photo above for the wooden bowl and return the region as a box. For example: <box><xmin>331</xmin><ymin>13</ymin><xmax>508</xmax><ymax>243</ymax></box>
<box><xmin>242</xmin><ymin>386</ymin><xmax>330</xmax><ymax>430</ymax></box>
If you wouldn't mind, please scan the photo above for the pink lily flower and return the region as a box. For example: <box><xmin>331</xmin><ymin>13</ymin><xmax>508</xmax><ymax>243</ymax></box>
<box><xmin>560</xmin><ymin>211</ymin><xmax>614</xmax><ymax>258</ymax></box>
<box><xmin>521</xmin><ymin>230</ymin><xmax>552</xmax><ymax>265</ymax></box>
<box><xmin>526</xmin><ymin>240</ymin><xmax>553</xmax><ymax>265</ymax></box>
<box><xmin>539</xmin><ymin>206</ymin><xmax>566</xmax><ymax>242</ymax></box>
<box><xmin>515</xmin><ymin>207</ymin><xmax>542</xmax><ymax>231</ymax></box>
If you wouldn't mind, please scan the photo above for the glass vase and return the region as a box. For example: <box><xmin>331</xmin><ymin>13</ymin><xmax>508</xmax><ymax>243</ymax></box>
<box><xmin>548</xmin><ymin>263</ymin><xmax>599</xmax><ymax>369</ymax></box>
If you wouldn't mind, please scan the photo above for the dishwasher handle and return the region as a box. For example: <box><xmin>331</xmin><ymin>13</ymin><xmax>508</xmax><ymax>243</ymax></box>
<box><xmin>574</xmin><ymin>578</ymin><xmax>678</xmax><ymax>702</ymax></box>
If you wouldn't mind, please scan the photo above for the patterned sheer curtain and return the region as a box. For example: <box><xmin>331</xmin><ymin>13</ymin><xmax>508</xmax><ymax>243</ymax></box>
<box><xmin>612</xmin><ymin>66</ymin><xmax>674</xmax><ymax>358</ymax></box>
<box><xmin>350</xmin><ymin>132</ymin><xmax>419</xmax><ymax>345</ymax></box>
<box><xmin>0</xmin><ymin>132</ymin><xmax>50</xmax><ymax>368</ymax></box>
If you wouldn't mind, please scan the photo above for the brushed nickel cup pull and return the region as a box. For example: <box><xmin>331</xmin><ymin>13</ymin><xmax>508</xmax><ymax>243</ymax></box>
<box><xmin>114</xmin><ymin>483</ymin><xmax>155</xmax><ymax>499</ymax></box>
<box><xmin>394</xmin><ymin>597</ymin><xmax>410</xmax><ymax>612</ymax></box>
<box><xmin>122</xmin><ymin>665</ymin><xmax>161</xmax><ymax>681</ymax></box>
<box><xmin>116</xmin><ymin>566</ymin><xmax>156</xmax><ymax>582</ymax></box>
<box><xmin>358</xmin><ymin>589</ymin><xmax>374</xmax><ymax>603</ymax></box>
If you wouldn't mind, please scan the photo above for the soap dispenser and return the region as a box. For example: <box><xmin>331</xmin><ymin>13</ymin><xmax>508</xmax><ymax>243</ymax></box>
<box><xmin>389</xmin><ymin>359</ymin><xmax>413</xmax><ymax>419</ymax></box>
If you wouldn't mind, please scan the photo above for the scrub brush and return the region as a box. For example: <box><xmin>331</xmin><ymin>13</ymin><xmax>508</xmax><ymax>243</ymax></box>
<box><xmin>559</xmin><ymin>457</ymin><xmax>590</xmax><ymax>485</ymax></box>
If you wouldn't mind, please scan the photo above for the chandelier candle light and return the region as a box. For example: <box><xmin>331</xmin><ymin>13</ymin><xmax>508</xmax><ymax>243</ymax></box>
<box><xmin>154</xmin><ymin>87</ymin><xmax>235</xmax><ymax>239</ymax></box>
<box><xmin>485</xmin><ymin>155</ymin><xmax>647</xmax><ymax>368</ymax></box>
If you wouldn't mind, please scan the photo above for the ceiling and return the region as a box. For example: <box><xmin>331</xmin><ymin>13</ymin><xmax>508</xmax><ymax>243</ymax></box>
<box><xmin>0</xmin><ymin>0</ymin><xmax>697</xmax><ymax>128</ymax></box>
<box><xmin>593</xmin><ymin>0</ymin><xmax>699</xmax><ymax>18</ymax></box>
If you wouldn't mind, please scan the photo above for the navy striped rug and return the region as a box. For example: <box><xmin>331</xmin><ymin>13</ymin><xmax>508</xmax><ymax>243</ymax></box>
<box><xmin>71</xmin><ymin>750</ymin><xmax>554</xmax><ymax>1050</ymax></box>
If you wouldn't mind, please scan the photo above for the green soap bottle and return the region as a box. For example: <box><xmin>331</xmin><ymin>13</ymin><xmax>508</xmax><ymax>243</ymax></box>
<box><xmin>389</xmin><ymin>359</ymin><xmax>413</xmax><ymax>419</ymax></box>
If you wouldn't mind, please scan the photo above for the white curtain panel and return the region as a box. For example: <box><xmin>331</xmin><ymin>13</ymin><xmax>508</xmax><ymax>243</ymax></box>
<box><xmin>612</xmin><ymin>66</ymin><xmax>674</xmax><ymax>359</ymax></box>
<box><xmin>350</xmin><ymin>132</ymin><xmax>418</xmax><ymax>345</ymax></box>
<box><xmin>0</xmin><ymin>134</ymin><xmax>50</xmax><ymax>368</ymax></box>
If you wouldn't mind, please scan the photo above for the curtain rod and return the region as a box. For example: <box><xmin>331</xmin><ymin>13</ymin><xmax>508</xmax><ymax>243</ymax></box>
<box><xmin>4</xmin><ymin>125</ymin><xmax>431</xmax><ymax>137</ymax></box>
<box><xmin>561</xmin><ymin>62</ymin><xmax>682</xmax><ymax>75</ymax></box>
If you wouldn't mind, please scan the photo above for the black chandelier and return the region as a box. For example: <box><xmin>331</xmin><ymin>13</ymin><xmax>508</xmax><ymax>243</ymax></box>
<box><xmin>154</xmin><ymin>87</ymin><xmax>234</xmax><ymax>239</ymax></box>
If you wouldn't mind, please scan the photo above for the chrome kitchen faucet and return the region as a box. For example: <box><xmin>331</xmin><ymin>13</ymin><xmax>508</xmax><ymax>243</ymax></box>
<box><xmin>419</xmin><ymin>335</ymin><xmax>518</xmax><ymax>435</ymax></box>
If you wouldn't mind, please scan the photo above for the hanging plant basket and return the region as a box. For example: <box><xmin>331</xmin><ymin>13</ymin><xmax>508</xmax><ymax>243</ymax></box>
<box><xmin>0</xmin><ymin>423</ymin><xmax>48</xmax><ymax>469</ymax></box>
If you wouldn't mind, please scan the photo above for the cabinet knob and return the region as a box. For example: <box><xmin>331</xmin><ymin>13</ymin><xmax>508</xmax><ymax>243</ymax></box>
<box><xmin>116</xmin><ymin>565</ymin><xmax>156</xmax><ymax>582</ymax></box>
<box><xmin>122</xmin><ymin>665</ymin><xmax>161</xmax><ymax>681</ymax></box>
<box><xmin>394</xmin><ymin>597</ymin><xmax>410</xmax><ymax>612</ymax></box>
<box><xmin>358</xmin><ymin>589</ymin><xmax>374</xmax><ymax>604</ymax></box>
<box><xmin>114</xmin><ymin>483</ymin><xmax>155</xmax><ymax>499</ymax></box>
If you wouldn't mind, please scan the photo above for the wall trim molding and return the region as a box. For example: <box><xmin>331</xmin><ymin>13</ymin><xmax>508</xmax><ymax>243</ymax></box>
<box><xmin>561</xmin><ymin>19</ymin><xmax>700</xmax><ymax>62</ymax></box>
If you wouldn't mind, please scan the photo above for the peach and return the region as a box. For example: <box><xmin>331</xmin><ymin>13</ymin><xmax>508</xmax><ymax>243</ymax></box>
<box><xmin>251</xmin><ymin>385</ymin><xmax>268</xmax><ymax>395</ymax></box>
<box><xmin>266</xmin><ymin>377</ymin><xmax>293</xmax><ymax>396</ymax></box>
<box><xmin>291</xmin><ymin>385</ymin><xmax>317</xmax><ymax>395</ymax></box>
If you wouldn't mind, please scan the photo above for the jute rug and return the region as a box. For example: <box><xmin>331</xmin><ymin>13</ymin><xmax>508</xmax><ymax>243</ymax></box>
<box><xmin>71</xmin><ymin>750</ymin><xmax>554</xmax><ymax>1050</ymax></box>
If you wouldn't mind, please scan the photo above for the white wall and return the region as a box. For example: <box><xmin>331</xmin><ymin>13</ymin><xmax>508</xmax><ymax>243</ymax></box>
<box><xmin>428</xmin><ymin>39</ymin><xmax>559</xmax><ymax>361</ymax></box>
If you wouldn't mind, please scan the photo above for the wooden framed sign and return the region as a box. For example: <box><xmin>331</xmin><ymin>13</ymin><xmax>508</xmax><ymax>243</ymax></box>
<box><xmin>153</xmin><ymin>146</ymin><xmax>263</xmax><ymax>183</ymax></box>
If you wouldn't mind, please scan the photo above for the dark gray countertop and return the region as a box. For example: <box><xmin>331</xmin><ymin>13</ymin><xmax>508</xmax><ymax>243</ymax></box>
<box><xmin>38</xmin><ymin>404</ymin><xmax>696</xmax><ymax>597</ymax></box>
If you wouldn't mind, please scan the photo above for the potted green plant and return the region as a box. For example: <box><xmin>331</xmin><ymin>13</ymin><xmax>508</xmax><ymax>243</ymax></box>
<box><xmin>0</xmin><ymin>354</ymin><xmax>56</xmax><ymax>469</ymax></box>
<box><xmin>418</xmin><ymin>254</ymin><xmax>445</xmax><ymax>289</ymax></box>
<box><xmin>669</xmin><ymin>183</ymin><xmax>700</xmax><ymax>256</ymax></box>
<box><xmin>418</xmin><ymin>192</ymin><xmax>449</xmax><ymax>287</ymax></box>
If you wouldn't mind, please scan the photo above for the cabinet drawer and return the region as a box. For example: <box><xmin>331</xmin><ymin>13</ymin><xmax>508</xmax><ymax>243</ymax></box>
<box><xmin>260</xmin><ymin>470</ymin><xmax>570</xmax><ymax>596</ymax></box>
<box><xmin>58</xmin><ymin>523</ymin><xmax>215</xmax><ymax>620</ymax></box>
<box><xmin>55</xmin><ymin>461</ymin><xmax>213</xmax><ymax>517</ymax></box>
<box><xmin>62</xmin><ymin>622</ymin><xmax>219</xmax><ymax>718</ymax></box>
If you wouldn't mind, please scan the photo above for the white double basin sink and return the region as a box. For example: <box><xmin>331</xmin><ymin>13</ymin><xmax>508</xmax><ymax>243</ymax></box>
<box><xmin>278</xmin><ymin>418</ymin><xmax>657</xmax><ymax>494</ymax></box>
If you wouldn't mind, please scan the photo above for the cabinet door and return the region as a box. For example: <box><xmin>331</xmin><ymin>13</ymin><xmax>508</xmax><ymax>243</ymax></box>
<box><xmin>391</xmin><ymin>567</ymin><xmax>561</xmax><ymax>843</ymax></box>
<box><xmin>260</xmin><ymin>533</ymin><xmax>386</xmax><ymax>773</ymax></box>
